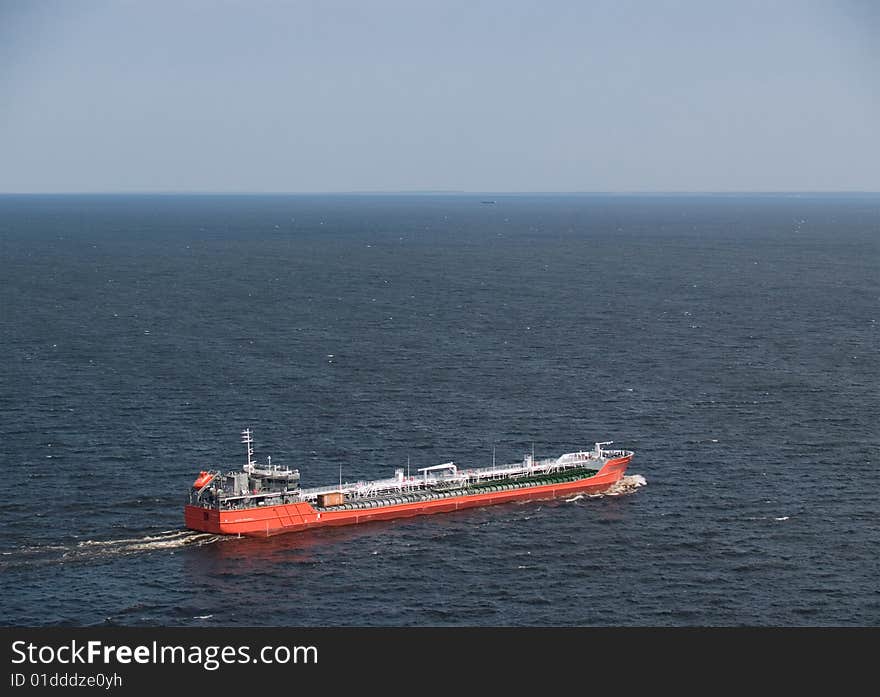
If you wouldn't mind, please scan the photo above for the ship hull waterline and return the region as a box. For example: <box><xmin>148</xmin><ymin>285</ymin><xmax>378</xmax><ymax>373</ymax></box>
<box><xmin>185</xmin><ymin>455</ymin><xmax>631</xmax><ymax>537</ymax></box>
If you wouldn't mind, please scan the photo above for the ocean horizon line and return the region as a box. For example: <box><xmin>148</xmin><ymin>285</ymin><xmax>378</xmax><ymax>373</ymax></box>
<box><xmin>2</xmin><ymin>190</ymin><xmax>879</xmax><ymax>197</ymax></box>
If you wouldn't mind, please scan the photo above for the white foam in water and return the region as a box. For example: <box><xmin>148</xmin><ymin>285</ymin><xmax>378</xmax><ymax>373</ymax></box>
<box><xmin>564</xmin><ymin>474</ymin><xmax>647</xmax><ymax>502</ymax></box>
<box><xmin>4</xmin><ymin>530</ymin><xmax>225</xmax><ymax>569</ymax></box>
<box><xmin>78</xmin><ymin>530</ymin><xmax>200</xmax><ymax>548</ymax></box>
<box><xmin>122</xmin><ymin>532</ymin><xmax>220</xmax><ymax>553</ymax></box>
<box><xmin>601</xmin><ymin>474</ymin><xmax>648</xmax><ymax>497</ymax></box>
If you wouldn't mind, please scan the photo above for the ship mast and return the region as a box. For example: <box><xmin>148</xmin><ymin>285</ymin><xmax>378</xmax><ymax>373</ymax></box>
<box><xmin>242</xmin><ymin>428</ymin><xmax>255</xmax><ymax>471</ymax></box>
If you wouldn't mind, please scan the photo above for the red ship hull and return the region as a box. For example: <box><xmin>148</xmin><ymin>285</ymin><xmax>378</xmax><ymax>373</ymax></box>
<box><xmin>185</xmin><ymin>455</ymin><xmax>632</xmax><ymax>537</ymax></box>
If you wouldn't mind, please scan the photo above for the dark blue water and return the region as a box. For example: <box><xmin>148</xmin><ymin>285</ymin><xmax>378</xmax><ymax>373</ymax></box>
<box><xmin>0</xmin><ymin>193</ymin><xmax>877</xmax><ymax>626</ymax></box>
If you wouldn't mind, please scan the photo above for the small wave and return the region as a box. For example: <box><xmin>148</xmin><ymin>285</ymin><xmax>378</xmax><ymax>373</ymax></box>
<box><xmin>745</xmin><ymin>515</ymin><xmax>793</xmax><ymax>523</ymax></box>
<box><xmin>565</xmin><ymin>494</ymin><xmax>585</xmax><ymax>503</ymax></box>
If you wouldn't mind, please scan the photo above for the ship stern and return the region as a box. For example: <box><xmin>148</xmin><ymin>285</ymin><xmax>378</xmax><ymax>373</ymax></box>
<box><xmin>184</xmin><ymin>505</ymin><xmax>222</xmax><ymax>534</ymax></box>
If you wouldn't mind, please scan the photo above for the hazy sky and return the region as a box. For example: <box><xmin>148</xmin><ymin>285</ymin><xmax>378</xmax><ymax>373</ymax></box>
<box><xmin>1</xmin><ymin>0</ymin><xmax>877</xmax><ymax>192</ymax></box>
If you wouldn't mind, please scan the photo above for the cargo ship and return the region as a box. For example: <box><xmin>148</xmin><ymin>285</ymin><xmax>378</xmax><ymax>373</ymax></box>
<box><xmin>185</xmin><ymin>430</ymin><xmax>634</xmax><ymax>537</ymax></box>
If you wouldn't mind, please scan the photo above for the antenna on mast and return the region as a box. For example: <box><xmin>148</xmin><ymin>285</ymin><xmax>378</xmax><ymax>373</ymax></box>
<box><xmin>241</xmin><ymin>429</ymin><xmax>255</xmax><ymax>469</ymax></box>
<box><xmin>492</xmin><ymin>443</ymin><xmax>496</xmax><ymax>467</ymax></box>
<box><xmin>339</xmin><ymin>464</ymin><xmax>342</xmax><ymax>489</ymax></box>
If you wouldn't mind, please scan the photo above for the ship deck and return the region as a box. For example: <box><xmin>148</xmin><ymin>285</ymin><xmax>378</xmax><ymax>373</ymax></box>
<box><xmin>298</xmin><ymin>449</ymin><xmax>628</xmax><ymax>505</ymax></box>
<box><xmin>312</xmin><ymin>466</ymin><xmax>600</xmax><ymax>512</ymax></box>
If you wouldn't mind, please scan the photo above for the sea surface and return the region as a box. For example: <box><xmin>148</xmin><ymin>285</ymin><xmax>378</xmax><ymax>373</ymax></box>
<box><xmin>0</xmin><ymin>193</ymin><xmax>876</xmax><ymax>626</ymax></box>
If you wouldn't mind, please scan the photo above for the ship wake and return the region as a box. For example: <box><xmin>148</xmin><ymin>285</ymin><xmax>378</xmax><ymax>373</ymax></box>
<box><xmin>74</xmin><ymin>530</ymin><xmax>224</xmax><ymax>555</ymax></box>
<box><xmin>1</xmin><ymin>530</ymin><xmax>225</xmax><ymax>570</ymax></box>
